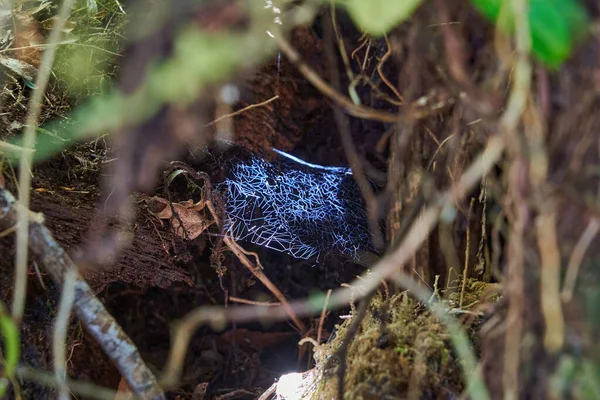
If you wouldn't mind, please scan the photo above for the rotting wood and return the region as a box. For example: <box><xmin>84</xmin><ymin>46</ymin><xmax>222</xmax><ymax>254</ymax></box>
<box><xmin>0</xmin><ymin>188</ymin><xmax>166</xmax><ymax>400</ymax></box>
<box><xmin>29</xmin><ymin>190</ymin><xmax>194</xmax><ymax>292</ymax></box>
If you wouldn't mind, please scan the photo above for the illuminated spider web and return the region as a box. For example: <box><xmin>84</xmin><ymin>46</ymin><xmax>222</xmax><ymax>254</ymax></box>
<box><xmin>218</xmin><ymin>149</ymin><xmax>373</xmax><ymax>260</ymax></box>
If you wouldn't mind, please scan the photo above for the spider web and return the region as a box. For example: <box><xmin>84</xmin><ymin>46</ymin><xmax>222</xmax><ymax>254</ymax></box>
<box><xmin>218</xmin><ymin>149</ymin><xmax>373</xmax><ymax>260</ymax></box>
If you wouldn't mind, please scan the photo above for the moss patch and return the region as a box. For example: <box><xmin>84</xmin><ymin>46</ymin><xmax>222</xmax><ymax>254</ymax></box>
<box><xmin>313</xmin><ymin>283</ymin><xmax>500</xmax><ymax>399</ymax></box>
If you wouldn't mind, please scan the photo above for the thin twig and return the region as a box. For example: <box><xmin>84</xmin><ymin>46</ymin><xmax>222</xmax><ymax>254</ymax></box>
<box><xmin>329</xmin><ymin>2</ymin><xmax>355</xmax><ymax>88</ymax></box>
<box><xmin>561</xmin><ymin>218</ymin><xmax>600</xmax><ymax>302</ymax></box>
<box><xmin>275</xmin><ymin>34</ymin><xmax>412</xmax><ymax>124</ymax></box>
<box><xmin>214</xmin><ymin>389</ymin><xmax>254</xmax><ymax>400</ymax></box>
<box><xmin>13</xmin><ymin>0</ymin><xmax>77</xmax><ymax>322</ymax></box>
<box><xmin>377</xmin><ymin>35</ymin><xmax>404</xmax><ymax>103</ymax></box>
<box><xmin>524</xmin><ymin>67</ymin><xmax>565</xmax><ymax>354</ymax></box>
<box><xmin>298</xmin><ymin>337</ymin><xmax>319</xmax><ymax>348</ymax></box>
<box><xmin>333</xmin><ymin>290</ymin><xmax>375</xmax><ymax>400</ymax></box>
<box><xmin>53</xmin><ymin>269</ymin><xmax>77</xmax><ymax>400</ymax></box>
<box><xmin>324</xmin><ymin>16</ymin><xmax>384</xmax><ymax>249</ymax></box>
<box><xmin>204</xmin><ymin>95</ymin><xmax>279</xmax><ymax>128</ymax></box>
<box><xmin>224</xmin><ymin>236</ymin><xmax>306</xmax><ymax>333</ymax></box>
<box><xmin>317</xmin><ymin>289</ymin><xmax>332</xmax><ymax>344</ymax></box>
<box><xmin>0</xmin><ymin>189</ymin><xmax>165</xmax><ymax>400</ymax></box>
<box><xmin>460</xmin><ymin>198</ymin><xmax>475</xmax><ymax>308</ymax></box>
<box><xmin>0</xmin><ymin>41</ymin><xmax>122</xmax><ymax>57</ymax></box>
<box><xmin>436</xmin><ymin>0</ymin><xmax>469</xmax><ymax>87</ymax></box>
<box><xmin>350</xmin><ymin>34</ymin><xmax>370</xmax><ymax>69</ymax></box>
<box><xmin>427</xmin><ymin>132</ymin><xmax>455</xmax><ymax>171</ymax></box>
<box><xmin>0</xmin><ymin>222</ymin><xmax>18</xmax><ymax>237</ymax></box>
<box><xmin>229</xmin><ymin>297</ymin><xmax>280</xmax><ymax>306</ymax></box>
<box><xmin>16</xmin><ymin>367</ymin><xmax>117</xmax><ymax>400</ymax></box>
<box><xmin>501</xmin><ymin>0</ymin><xmax>532</xmax><ymax>137</ymax></box>
<box><xmin>256</xmin><ymin>382</ymin><xmax>277</xmax><ymax>400</ymax></box>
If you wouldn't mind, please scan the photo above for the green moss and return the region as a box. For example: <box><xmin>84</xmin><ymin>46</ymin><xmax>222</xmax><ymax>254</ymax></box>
<box><xmin>311</xmin><ymin>278</ymin><xmax>501</xmax><ymax>399</ymax></box>
<box><xmin>315</xmin><ymin>293</ymin><xmax>461</xmax><ymax>399</ymax></box>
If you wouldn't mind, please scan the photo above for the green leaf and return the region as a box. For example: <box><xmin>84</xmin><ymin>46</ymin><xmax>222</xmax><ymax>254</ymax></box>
<box><xmin>0</xmin><ymin>304</ymin><xmax>20</xmax><ymax>389</ymax></box>
<box><xmin>339</xmin><ymin>0</ymin><xmax>424</xmax><ymax>37</ymax></box>
<box><xmin>470</xmin><ymin>0</ymin><xmax>590</xmax><ymax>68</ymax></box>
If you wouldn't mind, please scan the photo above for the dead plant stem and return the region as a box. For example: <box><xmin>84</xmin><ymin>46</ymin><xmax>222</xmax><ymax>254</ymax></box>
<box><xmin>274</xmin><ymin>34</ymin><xmax>402</xmax><ymax>123</ymax></box>
<box><xmin>562</xmin><ymin>218</ymin><xmax>600</xmax><ymax>302</ymax></box>
<box><xmin>13</xmin><ymin>0</ymin><xmax>77</xmax><ymax>321</ymax></box>
<box><xmin>223</xmin><ymin>236</ymin><xmax>306</xmax><ymax>333</ymax></box>
<box><xmin>204</xmin><ymin>95</ymin><xmax>279</xmax><ymax>128</ymax></box>
<box><xmin>378</xmin><ymin>34</ymin><xmax>404</xmax><ymax>103</ymax></box>
<box><xmin>317</xmin><ymin>289</ymin><xmax>332</xmax><ymax>344</ymax></box>
<box><xmin>503</xmin><ymin>175</ymin><xmax>527</xmax><ymax>400</ymax></box>
<box><xmin>526</xmin><ymin>66</ymin><xmax>565</xmax><ymax>357</ymax></box>
<box><xmin>501</xmin><ymin>0</ymin><xmax>532</xmax><ymax>397</ymax></box>
<box><xmin>333</xmin><ymin>290</ymin><xmax>375</xmax><ymax>400</ymax></box>
<box><xmin>16</xmin><ymin>367</ymin><xmax>117</xmax><ymax>400</ymax></box>
<box><xmin>53</xmin><ymin>269</ymin><xmax>76</xmax><ymax>400</ymax></box>
<box><xmin>229</xmin><ymin>297</ymin><xmax>280</xmax><ymax>306</ymax></box>
<box><xmin>536</xmin><ymin>211</ymin><xmax>564</xmax><ymax>352</ymax></box>
<box><xmin>459</xmin><ymin>198</ymin><xmax>475</xmax><ymax>308</ymax></box>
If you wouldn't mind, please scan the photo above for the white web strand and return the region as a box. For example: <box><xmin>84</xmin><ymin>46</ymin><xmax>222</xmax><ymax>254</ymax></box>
<box><xmin>219</xmin><ymin>150</ymin><xmax>372</xmax><ymax>260</ymax></box>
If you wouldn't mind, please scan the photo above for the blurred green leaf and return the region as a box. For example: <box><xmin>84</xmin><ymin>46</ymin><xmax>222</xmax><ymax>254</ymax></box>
<box><xmin>0</xmin><ymin>303</ymin><xmax>20</xmax><ymax>396</ymax></box>
<box><xmin>580</xmin><ymin>361</ymin><xmax>600</xmax><ymax>398</ymax></box>
<box><xmin>470</xmin><ymin>0</ymin><xmax>590</xmax><ymax>68</ymax></box>
<box><xmin>338</xmin><ymin>0</ymin><xmax>424</xmax><ymax>37</ymax></box>
<box><xmin>9</xmin><ymin>27</ymin><xmax>274</xmax><ymax>163</ymax></box>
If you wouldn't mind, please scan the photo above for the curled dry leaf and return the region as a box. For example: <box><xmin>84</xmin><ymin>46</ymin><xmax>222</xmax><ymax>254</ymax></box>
<box><xmin>116</xmin><ymin>376</ymin><xmax>133</xmax><ymax>400</ymax></box>
<box><xmin>146</xmin><ymin>196</ymin><xmax>214</xmax><ymax>240</ymax></box>
<box><xmin>192</xmin><ymin>382</ymin><xmax>209</xmax><ymax>400</ymax></box>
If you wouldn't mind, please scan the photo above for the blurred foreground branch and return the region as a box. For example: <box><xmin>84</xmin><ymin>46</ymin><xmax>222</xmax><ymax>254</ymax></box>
<box><xmin>0</xmin><ymin>188</ymin><xmax>165</xmax><ymax>400</ymax></box>
<box><xmin>13</xmin><ymin>0</ymin><xmax>77</xmax><ymax>323</ymax></box>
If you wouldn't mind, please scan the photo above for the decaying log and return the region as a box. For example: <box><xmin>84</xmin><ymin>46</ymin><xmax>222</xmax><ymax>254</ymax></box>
<box><xmin>0</xmin><ymin>188</ymin><xmax>166</xmax><ymax>400</ymax></box>
<box><xmin>29</xmin><ymin>191</ymin><xmax>193</xmax><ymax>292</ymax></box>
